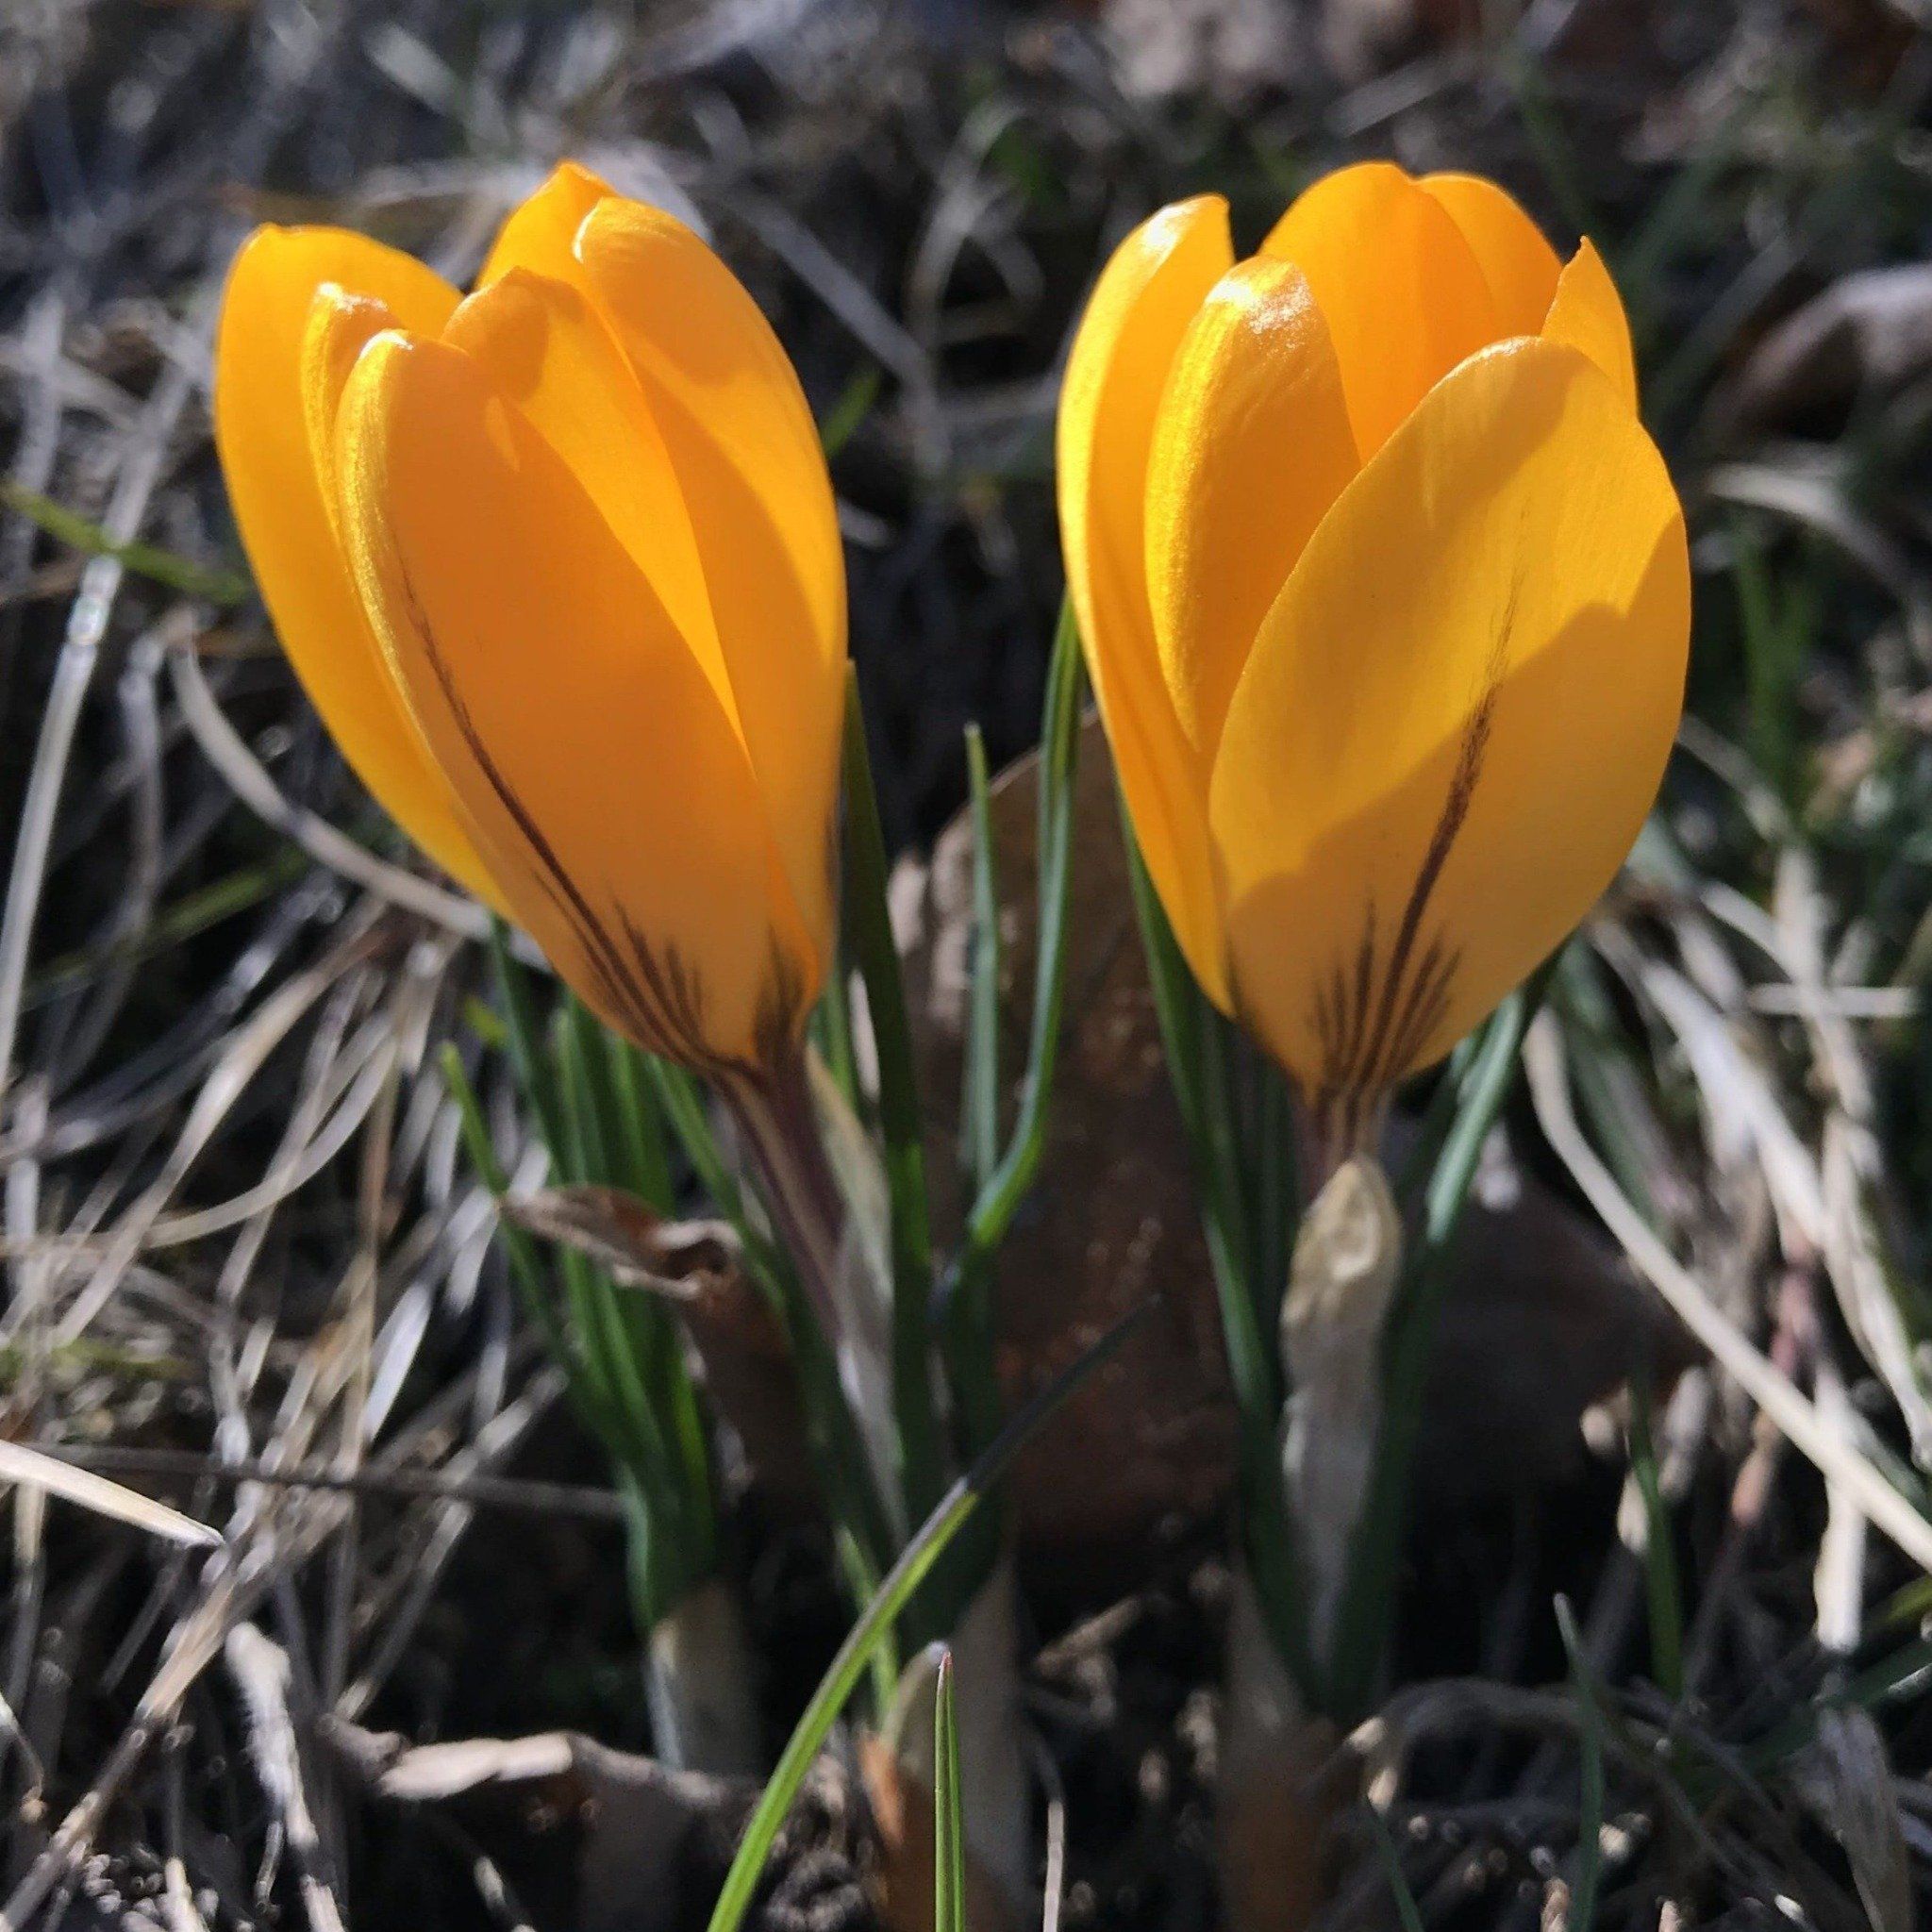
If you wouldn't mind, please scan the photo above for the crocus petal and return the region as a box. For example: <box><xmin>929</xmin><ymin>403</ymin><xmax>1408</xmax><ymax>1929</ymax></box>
<box><xmin>1056</xmin><ymin>195</ymin><xmax>1234</xmax><ymax>1004</ymax></box>
<box><xmin>479</xmin><ymin>159</ymin><xmax>612</xmax><ymax>285</ymax></box>
<box><xmin>570</xmin><ymin>198</ymin><xmax>847</xmax><ymax>980</ymax></box>
<box><xmin>334</xmin><ymin>332</ymin><xmax>812</xmax><ymax>1067</ymax></box>
<box><xmin>214</xmin><ymin>227</ymin><xmax>500</xmax><ymax>903</ymax></box>
<box><xmin>1543</xmin><ymin>238</ymin><xmax>1638</xmax><ymax>410</ymax></box>
<box><xmin>1145</xmin><ymin>255</ymin><xmax>1358</xmax><ymax>772</ymax></box>
<box><xmin>1208</xmin><ymin>339</ymin><xmax>1689</xmax><ymax>1096</ymax></box>
<box><xmin>1262</xmin><ymin>161</ymin><xmax>1499</xmax><ymax>461</ymax></box>
<box><xmin>1420</xmin><ymin>173</ymin><xmax>1563</xmax><ymax>338</ymax></box>
<box><xmin>301</xmin><ymin>287</ymin><xmax>397</xmax><ymax>553</ymax></box>
<box><xmin>440</xmin><ymin>268</ymin><xmax>737</xmax><ymax>738</ymax></box>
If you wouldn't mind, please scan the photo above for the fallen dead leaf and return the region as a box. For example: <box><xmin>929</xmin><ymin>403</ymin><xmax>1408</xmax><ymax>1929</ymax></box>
<box><xmin>330</xmin><ymin>1720</ymin><xmax>869</xmax><ymax>1932</ymax></box>
<box><xmin>505</xmin><ymin>1186</ymin><xmax>814</xmax><ymax>1511</ymax></box>
<box><xmin>1728</xmin><ymin>263</ymin><xmax>1932</xmax><ymax>427</ymax></box>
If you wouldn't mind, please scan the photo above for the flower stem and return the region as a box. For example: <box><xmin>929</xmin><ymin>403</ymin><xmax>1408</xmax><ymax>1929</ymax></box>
<box><xmin>724</xmin><ymin>1049</ymin><xmax>904</xmax><ymax>1535</ymax></box>
<box><xmin>724</xmin><ymin>1051</ymin><xmax>847</xmax><ymax>1337</ymax></box>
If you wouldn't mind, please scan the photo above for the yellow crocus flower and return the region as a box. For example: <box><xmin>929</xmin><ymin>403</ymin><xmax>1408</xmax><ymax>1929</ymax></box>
<box><xmin>1058</xmin><ymin>161</ymin><xmax>1689</xmax><ymax>1136</ymax></box>
<box><xmin>214</xmin><ymin>163</ymin><xmax>847</xmax><ymax>1078</ymax></box>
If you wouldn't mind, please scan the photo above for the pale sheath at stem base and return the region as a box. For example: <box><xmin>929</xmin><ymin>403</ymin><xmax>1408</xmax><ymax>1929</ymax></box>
<box><xmin>646</xmin><ymin>1577</ymin><xmax>763</xmax><ymax>1780</ymax></box>
<box><xmin>1221</xmin><ymin>1154</ymin><xmax>1403</xmax><ymax>1932</ymax></box>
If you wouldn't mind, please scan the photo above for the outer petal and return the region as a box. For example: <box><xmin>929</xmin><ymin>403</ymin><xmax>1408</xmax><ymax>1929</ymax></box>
<box><xmin>1208</xmin><ymin>339</ymin><xmax>1689</xmax><ymax>1096</ymax></box>
<box><xmin>1420</xmin><ymin>173</ymin><xmax>1562</xmax><ymax>337</ymax></box>
<box><xmin>334</xmin><ymin>332</ymin><xmax>812</xmax><ymax>1068</ymax></box>
<box><xmin>1145</xmin><ymin>256</ymin><xmax>1358</xmax><ymax>771</ymax></box>
<box><xmin>1056</xmin><ymin>196</ymin><xmax>1234</xmax><ymax>1004</ymax></box>
<box><xmin>1543</xmin><ymin>238</ymin><xmax>1638</xmax><ymax>410</ymax></box>
<box><xmin>1262</xmin><ymin>161</ymin><xmax>1499</xmax><ymax>461</ymax></box>
<box><xmin>571</xmin><ymin>198</ymin><xmax>847</xmax><ymax>982</ymax></box>
<box><xmin>213</xmin><ymin>227</ymin><xmax>499</xmax><ymax>902</ymax></box>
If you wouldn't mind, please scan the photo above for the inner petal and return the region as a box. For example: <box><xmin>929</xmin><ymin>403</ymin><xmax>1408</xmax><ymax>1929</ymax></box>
<box><xmin>1144</xmin><ymin>255</ymin><xmax>1358</xmax><ymax>774</ymax></box>
<box><xmin>1419</xmin><ymin>173</ymin><xmax>1562</xmax><ymax>338</ymax></box>
<box><xmin>1262</xmin><ymin>161</ymin><xmax>1501</xmax><ymax>460</ymax></box>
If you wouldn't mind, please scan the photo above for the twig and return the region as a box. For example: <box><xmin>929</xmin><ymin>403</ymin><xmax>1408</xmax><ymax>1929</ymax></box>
<box><xmin>40</xmin><ymin>1444</ymin><xmax>624</xmax><ymax>1521</ymax></box>
<box><xmin>225</xmin><ymin>1624</ymin><xmax>346</xmax><ymax>1932</ymax></box>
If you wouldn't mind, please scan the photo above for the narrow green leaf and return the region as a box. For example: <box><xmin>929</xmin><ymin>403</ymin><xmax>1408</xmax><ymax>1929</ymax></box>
<box><xmin>648</xmin><ymin>1053</ymin><xmax>896</xmax><ymax>1584</ymax></box>
<box><xmin>1629</xmin><ymin>1376</ymin><xmax>1684</xmax><ymax>1702</ymax></box>
<box><xmin>609</xmin><ymin>1038</ymin><xmax>675</xmax><ymax>1212</ymax></box>
<box><xmin>1249</xmin><ymin>1047</ymin><xmax>1296</xmax><ymax>1351</ymax></box>
<box><xmin>819</xmin><ymin>365</ymin><xmax>882</xmax><ymax>460</ymax></box>
<box><xmin>1120</xmin><ymin>810</ymin><xmax>1313</xmax><ymax>1699</ymax></box>
<box><xmin>841</xmin><ymin>666</ymin><xmax>944</xmax><ymax>1527</ymax></box>
<box><xmin>960</xmin><ymin>723</ymin><xmax>1001</xmax><ymax>1196</ymax></box>
<box><xmin>705</xmin><ymin>1296</ymin><xmax>1157</xmax><ymax>1932</ymax></box>
<box><xmin>488</xmin><ymin>921</ymin><xmax>566</xmax><ymax>1158</ymax></box>
<box><xmin>2</xmin><ymin>478</ymin><xmax>252</xmax><ymax>604</ymax></box>
<box><xmin>934</xmin><ymin>1652</ymin><xmax>966</xmax><ymax>1932</ymax></box>
<box><xmin>558</xmin><ymin>996</ymin><xmax>618</xmax><ymax>1187</ymax></box>
<box><xmin>1555</xmin><ymin>1596</ymin><xmax>1607</xmax><ymax>1932</ymax></box>
<box><xmin>25</xmin><ymin>849</ymin><xmax>307</xmax><ymax>1004</ymax></box>
<box><xmin>814</xmin><ymin>955</ymin><xmax>864</xmax><ymax>1124</ymax></box>
<box><xmin>957</xmin><ymin>601</ymin><xmax>1084</xmax><ymax>1261</ymax></box>
<box><xmin>1367</xmin><ymin>1806</ymin><xmax>1424</xmax><ymax>1932</ymax></box>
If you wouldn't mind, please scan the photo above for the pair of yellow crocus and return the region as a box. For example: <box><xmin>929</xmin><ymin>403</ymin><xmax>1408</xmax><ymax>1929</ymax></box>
<box><xmin>216</xmin><ymin>159</ymin><xmax>1688</xmax><ymax>1121</ymax></box>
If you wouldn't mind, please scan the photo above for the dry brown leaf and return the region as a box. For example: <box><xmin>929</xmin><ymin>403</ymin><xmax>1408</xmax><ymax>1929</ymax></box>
<box><xmin>1730</xmin><ymin>263</ymin><xmax>1932</xmax><ymax>426</ymax></box>
<box><xmin>333</xmin><ymin>1722</ymin><xmax>750</xmax><ymax>1932</ymax></box>
<box><xmin>1218</xmin><ymin>1575</ymin><xmax>1348</xmax><ymax>1932</ymax></box>
<box><xmin>505</xmin><ymin>1186</ymin><xmax>814</xmax><ymax>1511</ymax></box>
<box><xmin>1791</xmin><ymin>1707</ymin><xmax>1913</xmax><ymax>1932</ymax></box>
<box><xmin>332</xmin><ymin>1720</ymin><xmax>870</xmax><ymax>1932</ymax></box>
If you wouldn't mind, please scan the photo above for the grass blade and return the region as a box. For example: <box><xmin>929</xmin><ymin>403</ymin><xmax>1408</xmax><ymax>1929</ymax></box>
<box><xmin>960</xmin><ymin>723</ymin><xmax>1000</xmax><ymax>1197</ymax></box>
<box><xmin>1629</xmin><ymin>1376</ymin><xmax>1685</xmax><ymax>1701</ymax></box>
<box><xmin>841</xmin><ymin>666</ymin><xmax>944</xmax><ymax>1525</ymax></box>
<box><xmin>957</xmin><ymin>600</ymin><xmax>1084</xmax><ymax>1261</ymax></box>
<box><xmin>1556</xmin><ymin>1596</ymin><xmax>1607</xmax><ymax>1932</ymax></box>
<box><xmin>648</xmin><ymin>1053</ymin><xmax>896</xmax><ymax>1583</ymax></box>
<box><xmin>934</xmin><ymin>1651</ymin><xmax>966</xmax><ymax>1932</ymax></box>
<box><xmin>705</xmin><ymin>1294</ymin><xmax>1157</xmax><ymax>1932</ymax></box>
<box><xmin>1367</xmin><ymin>1805</ymin><xmax>1424</xmax><ymax>1932</ymax></box>
<box><xmin>1</xmin><ymin>477</ymin><xmax>250</xmax><ymax>605</ymax></box>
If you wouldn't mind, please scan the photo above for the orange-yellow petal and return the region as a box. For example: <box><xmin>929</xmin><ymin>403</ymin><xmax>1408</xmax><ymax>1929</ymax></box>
<box><xmin>1208</xmin><ymin>339</ymin><xmax>1689</xmax><ymax>1094</ymax></box>
<box><xmin>213</xmin><ymin>227</ymin><xmax>501</xmax><ymax>904</ymax></box>
<box><xmin>334</xmin><ymin>331</ymin><xmax>813</xmax><ymax>1066</ymax></box>
<box><xmin>479</xmin><ymin>159</ymin><xmax>613</xmax><ymax>286</ymax></box>
<box><xmin>440</xmin><ymin>268</ymin><xmax>734</xmax><ymax>732</ymax></box>
<box><xmin>1145</xmin><ymin>255</ymin><xmax>1358</xmax><ymax>771</ymax></box>
<box><xmin>1262</xmin><ymin>161</ymin><xmax>1499</xmax><ymax>461</ymax></box>
<box><xmin>301</xmin><ymin>286</ymin><xmax>401</xmax><ymax>554</ymax></box>
<box><xmin>1543</xmin><ymin>238</ymin><xmax>1638</xmax><ymax>410</ymax></box>
<box><xmin>1056</xmin><ymin>195</ymin><xmax>1234</xmax><ymax>1004</ymax></box>
<box><xmin>1420</xmin><ymin>173</ymin><xmax>1562</xmax><ymax>337</ymax></box>
<box><xmin>571</xmin><ymin>197</ymin><xmax>847</xmax><ymax>979</ymax></box>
